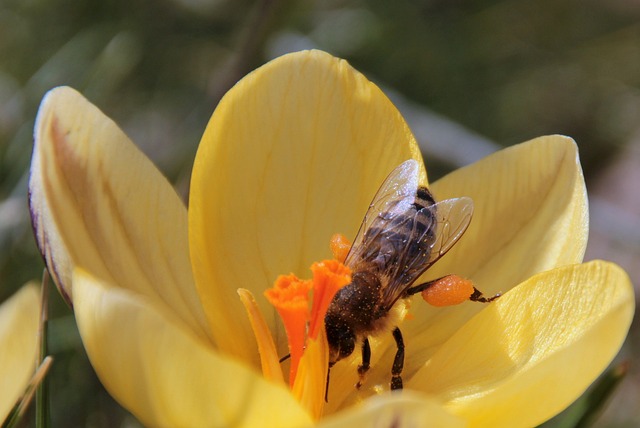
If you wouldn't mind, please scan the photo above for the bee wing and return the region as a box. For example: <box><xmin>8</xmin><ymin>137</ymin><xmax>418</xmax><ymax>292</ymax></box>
<box><xmin>380</xmin><ymin>196</ymin><xmax>474</xmax><ymax>309</ymax></box>
<box><xmin>344</xmin><ymin>159</ymin><xmax>422</xmax><ymax>271</ymax></box>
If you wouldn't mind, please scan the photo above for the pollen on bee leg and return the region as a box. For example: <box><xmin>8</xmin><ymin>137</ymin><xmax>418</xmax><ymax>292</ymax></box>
<box><xmin>237</xmin><ymin>288</ymin><xmax>284</xmax><ymax>385</ymax></box>
<box><xmin>329</xmin><ymin>233</ymin><xmax>351</xmax><ymax>263</ymax></box>
<box><xmin>421</xmin><ymin>274</ymin><xmax>476</xmax><ymax>307</ymax></box>
<box><xmin>264</xmin><ymin>275</ymin><xmax>312</xmax><ymax>387</ymax></box>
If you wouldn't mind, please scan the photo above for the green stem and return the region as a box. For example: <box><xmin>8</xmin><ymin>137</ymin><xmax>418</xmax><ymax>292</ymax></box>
<box><xmin>36</xmin><ymin>270</ymin><xmax>51</xmax><ymax>428</ymax></box>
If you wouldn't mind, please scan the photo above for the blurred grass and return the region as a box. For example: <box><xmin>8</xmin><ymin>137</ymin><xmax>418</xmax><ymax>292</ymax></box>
<box><xmin>1</xmin><ymin>0</ymin><xmax>638</xmax><ymax>426</ymax></box>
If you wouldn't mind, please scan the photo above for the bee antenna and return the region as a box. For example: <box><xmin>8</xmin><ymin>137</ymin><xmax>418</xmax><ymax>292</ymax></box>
<box><xmin>325</xmin><ymin>363</ymin><xmax>334</xmax><ymax>402</ymax></box>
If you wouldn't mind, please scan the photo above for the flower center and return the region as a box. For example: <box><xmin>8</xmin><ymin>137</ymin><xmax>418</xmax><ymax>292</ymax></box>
<box><xmin>239</xmin><ymin>235</ymin><xmax>352</xmax><ymax>419</ymax></box>
<box><xmin>264</xmin><ymin>259</ymin><xmax>352</xmax><ymax>387</ymax></box>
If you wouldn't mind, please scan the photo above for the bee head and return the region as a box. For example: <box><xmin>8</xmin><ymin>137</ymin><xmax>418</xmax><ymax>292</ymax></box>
<box><xmin>325</xmin><ymin>313</ymin><xmax>355</xmax><ymax>363</ymax></box>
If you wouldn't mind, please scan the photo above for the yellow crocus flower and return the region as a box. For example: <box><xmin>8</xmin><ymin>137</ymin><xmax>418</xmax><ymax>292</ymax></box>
<box><xmin>29</xmin><ymin>50</ymin><xmax>634</xmax><ymax>427</ymax></box>
<box><xmin>0</xmin><ymin>285</ymin><xmax>40</xmax><ymax>424</ymax></box>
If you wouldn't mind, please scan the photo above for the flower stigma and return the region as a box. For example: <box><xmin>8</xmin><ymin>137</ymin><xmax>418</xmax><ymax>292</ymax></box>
<box><xmin>329</xmin><ymin>233</ymin><xmax>351</xmax><ymax>263</ymax></box>
<box><xmin>264</xmin><ymin>274</ymin><xmax>313</xmax><ymax>386</ymax></box>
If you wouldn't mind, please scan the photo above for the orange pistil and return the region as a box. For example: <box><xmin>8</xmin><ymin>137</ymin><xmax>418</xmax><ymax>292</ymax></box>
<box><xmin>308</xmin><ymin>260</ymin><xmax>352</xmax><ymax>340</ymax></box>
<box><xmin>263</xmin><ymin>259</ymin><xmax>351</xmax><ymax>389</ymax></box>
<box><xmin>264</xmin><ymin>274</ymin><xmax>312</xmax><ymax>386</ymax></box>
<box><xmin>421</xmin><ymin>274</ymin><xmax>475</xmax><ymax>307</ymax></box>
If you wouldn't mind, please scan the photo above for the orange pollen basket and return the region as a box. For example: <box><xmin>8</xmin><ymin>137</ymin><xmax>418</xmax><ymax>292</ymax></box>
<box><xmin>421</xmin><ymin>274</ymin><xmax>475</xmax><ymax>307</ymax></box>
<box><xmin>265</xmin><ymin>258</ymin><xmax>352</xmax><ymax>387</ymax></box>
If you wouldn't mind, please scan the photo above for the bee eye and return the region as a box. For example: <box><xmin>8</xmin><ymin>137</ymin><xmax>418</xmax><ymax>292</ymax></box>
<box><xmin>339</xmin><ymin>336</ymin><xmax>355</xmax><ymax>360</ymax></box>
<box><xmin>325</xmin><ymin>315</ymin><xmax>356</xmax><ymax>362</ymax></box>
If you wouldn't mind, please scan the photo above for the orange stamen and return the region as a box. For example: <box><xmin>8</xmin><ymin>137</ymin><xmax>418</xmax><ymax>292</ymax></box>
<box><xmin>421</xmin><ymin>274</ymin><xmax>475</xmax><ymax>307</ymax></box>
<box><xmin>329</xmin><ymin>233</ymin><xmax>351</xmax><ymax>263</ymax></box>
<box><xmin>308</xmin><ymin>260</ymin><xmax>352</xmax><ymax>340</ymax></box>
<box><xmin>264</xmin><ymin>274</ymin><xmax>312</xmax><ymax>386</ymax></box>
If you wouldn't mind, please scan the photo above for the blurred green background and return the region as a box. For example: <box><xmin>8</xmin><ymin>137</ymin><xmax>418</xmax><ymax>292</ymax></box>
<box><xmin>1</xmin><ymin>0</ymin><xmax>638</xmax><ymax>426</ymax></box>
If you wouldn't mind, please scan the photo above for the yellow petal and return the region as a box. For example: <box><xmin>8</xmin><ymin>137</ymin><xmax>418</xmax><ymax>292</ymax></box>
<box><xmin>398</xmin><ymin>136</ymin><xmax>588</xmax><ymax>373</ymax></box>
<box><xmin>72</xmin><ymin>269</ymin><xmax>312</xmax><ymax>428</ymax></box>
<box><xmin>0</xmin><ymin>284</ymin><xmax>39</xmax><ymax>423</ymax></box>
<box><xmin>430</xmin><ymin>135</ymin><xmax>587</xmax><ymax>283</ymax></box>
<box><xmin>318</xmin><ymin>391</ymin><xmax>465</xmax><ymax>428</ymax></box>
<box><xmin>237</xmin><ymin>288</ymin><xmax>284</xmax><ymax>385</ymax></box>
<box><xmin>189</xmin><ymin>50</ymin><xmax>424</xmax><ymax>363</ymax></box>
<box><xmin>292</xmin><ymin>327</ymin><xmax>329</xmax><ymax>420</ymax></box>
<box><xmin>407</xmin><ymin>260</ymin><xmax>634</xmax><ymax>428</ymax></box>
<box><xmin>29</xmin><ymin>86</ymin><xmax>211</xmax><ymax>343</ymax></box>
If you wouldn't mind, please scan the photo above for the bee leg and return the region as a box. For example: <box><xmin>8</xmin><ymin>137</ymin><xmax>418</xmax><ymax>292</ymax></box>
<box><xmin>407</xmin><ymin>276</ymin><xmax>501</xmax><ymax>304</ymax></box>
<box><xmin>356</xmin><ymin>338</ymin><xmax>371</xmax><ymax>389</ymax></box>
<box><xmin>469</xmin><ymin>287</ymin><xmax>501</xmax><ymax>303</ymax></box>
<box><xmin>405</xmin><ymin>277</ymin><xmax>441</xmax><ymax>295</ymax></box>
<box><xmin>390</xmin><ymin>327</ymin><xmax>404</xmax><ymax>390</ymax></box>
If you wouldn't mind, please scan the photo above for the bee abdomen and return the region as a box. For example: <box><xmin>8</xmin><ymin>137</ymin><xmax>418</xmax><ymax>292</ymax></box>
<box><xmin>414</xmin><ymin>186</ymin><xmax>436</xmax><ymax>210</ymax></box>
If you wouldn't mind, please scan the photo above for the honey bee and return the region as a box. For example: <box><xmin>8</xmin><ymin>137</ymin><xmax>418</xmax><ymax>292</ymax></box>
<box><xmin>324</xmin><ymin>159</ymin><xmax>498</xmax><ymax>397</ymax></box>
